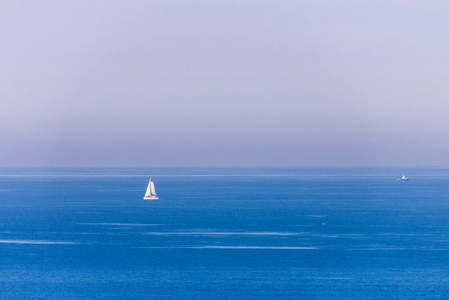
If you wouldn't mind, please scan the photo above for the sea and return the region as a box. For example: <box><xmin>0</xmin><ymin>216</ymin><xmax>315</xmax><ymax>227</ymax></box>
<box><xmin>1</xmin><ymin>167</ymin><xmax>449</xmax><ymax>299</ymax></box>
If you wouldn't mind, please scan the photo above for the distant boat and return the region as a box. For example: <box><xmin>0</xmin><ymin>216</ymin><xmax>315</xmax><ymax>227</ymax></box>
<box><xmin>396</xmin><ymin>174</ymin><xmax>409</xmax><ymax>181</ymax></box>
<box><xmin>143</xmin><ymin>178</ymin><xmax>159</xmax><ymax>200</ymax></box>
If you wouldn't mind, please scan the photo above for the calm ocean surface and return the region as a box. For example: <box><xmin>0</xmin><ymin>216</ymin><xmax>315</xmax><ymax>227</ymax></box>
<box><xmin>1</xmin><ymin>167</ymin><xmax>449</xmax><ymax>299</ymax></box>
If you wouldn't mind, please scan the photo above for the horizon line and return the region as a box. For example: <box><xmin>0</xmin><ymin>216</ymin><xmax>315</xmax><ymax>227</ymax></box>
<box><xmin>1</xmin><ymin>166</ymin><xmax>449</xmax><ymax>169</ymax></box>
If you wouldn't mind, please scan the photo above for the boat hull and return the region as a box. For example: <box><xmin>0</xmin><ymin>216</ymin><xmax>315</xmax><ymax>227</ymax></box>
<box><xmin>396</xmin><ymin>178</ymin><xmax>409</xmax><ymax>181</ymax></box>
<box><xmin>143</xmin><ymin>196</ymin><xmax>159</xmax><ymax>200</ymax></box>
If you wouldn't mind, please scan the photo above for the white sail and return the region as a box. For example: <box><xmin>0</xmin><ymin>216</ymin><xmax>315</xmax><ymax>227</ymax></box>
<box><xmin>150</xmin><ymin>182</ymin><xmax>156</xmax><ymax>195</ymax></box>
<box><xmin>144</xmin><ymin>184</ymin><xmax>152</xmax><ymax>197</ymax></box>
<box><xmin>143</xmin><ymin>178</ymin><xmax>159</xmax><ymax>200</ymax></box>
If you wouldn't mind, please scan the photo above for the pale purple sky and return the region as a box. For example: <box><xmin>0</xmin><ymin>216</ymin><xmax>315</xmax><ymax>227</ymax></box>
<box><xmin>1</xmin><ymin>0</ymin><xmax>449</xmax><ymax>167</ymax></box>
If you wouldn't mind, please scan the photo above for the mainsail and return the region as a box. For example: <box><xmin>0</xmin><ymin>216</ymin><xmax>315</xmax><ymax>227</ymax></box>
<box><xmin>150</xmin><ymin>182</ymin><xmax>156</xmax><ymax>196</ymax></box>
<box><xmin>143</xmin><ymin>178</ymin><xmax>159</xmax><ymax>200</ymax></box>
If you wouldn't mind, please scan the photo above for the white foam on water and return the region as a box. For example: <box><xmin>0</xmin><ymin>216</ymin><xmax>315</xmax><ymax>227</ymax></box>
<box><xmin>144</xmin><ymin>231</ymin><xmax>301</xmax><ymax>236</ymax></box>
<box><xmin>143</xmin><ymin>231</ymin><xmax>367</xmax><ymax>238</ymax></box>
<box><xmin>313</xmin><ymin>234</ymin><xmax>366</xmax><ymax>238</ymax></box>
<box><xmin>0</xmin><ymin>240</ymin><xmax>76</xmax><ymax>245</ymax></box>
<box><xmin>77</xmin><ymin>223</ymin><xmax>161</xmax><ymax>226</ymax></box>
<box><xmin>353</xmin><ymin>247</ymin><xmax>449</xmax><ymax>251</ymax></box>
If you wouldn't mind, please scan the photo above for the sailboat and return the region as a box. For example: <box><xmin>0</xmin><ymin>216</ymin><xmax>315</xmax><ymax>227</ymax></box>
<box><xmin>396</xmin><ymin>174</ymin><xmax>409</xmax><ymax>181</ymax></box>
<box><xmin>143</xmin><ymin>178</ymin><xmax>159</xmax><ymax>200</ymax></box>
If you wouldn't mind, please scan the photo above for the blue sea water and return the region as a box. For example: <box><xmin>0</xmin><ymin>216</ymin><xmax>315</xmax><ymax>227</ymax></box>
<box><xmin>1</xmin><ymin>167</ymin><xmax>449</xmax><ymax>299</ymax></box>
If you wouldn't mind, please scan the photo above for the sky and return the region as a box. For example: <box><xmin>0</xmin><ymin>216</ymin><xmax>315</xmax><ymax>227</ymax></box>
<box><xmin>1</xmin><ymin>0</ymin><xmax>449</xmax><ymax>167</ymax></box>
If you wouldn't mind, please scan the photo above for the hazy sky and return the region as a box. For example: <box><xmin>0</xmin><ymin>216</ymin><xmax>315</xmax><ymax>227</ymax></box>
<box><xmin>2</xmin><ymin>0</ymin><xmax>449</xmax><ymax>167</ymax></box>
